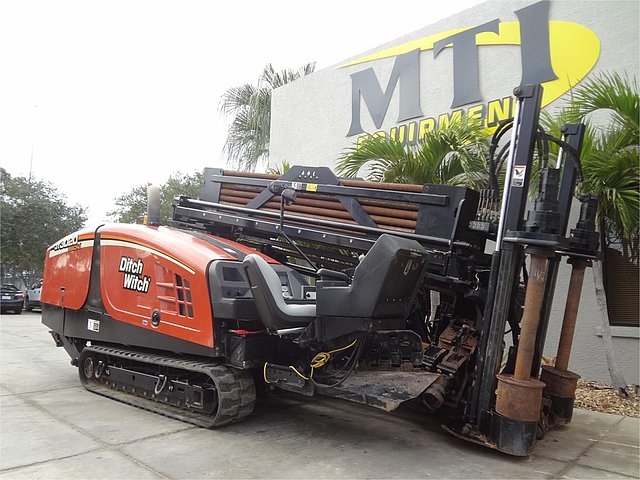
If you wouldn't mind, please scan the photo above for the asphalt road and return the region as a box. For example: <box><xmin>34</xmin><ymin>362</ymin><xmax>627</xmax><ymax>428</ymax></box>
<box><xmin>1</xmin><ymin>311</ymin><xmax>638</xmax><ymax>479</ymax></box>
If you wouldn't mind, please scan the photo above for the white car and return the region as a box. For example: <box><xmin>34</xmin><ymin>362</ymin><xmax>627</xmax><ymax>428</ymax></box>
<box><xmin>25</xmin><ymin>280</ymin><xmax>42</xmax><ymax>311</ymax></box>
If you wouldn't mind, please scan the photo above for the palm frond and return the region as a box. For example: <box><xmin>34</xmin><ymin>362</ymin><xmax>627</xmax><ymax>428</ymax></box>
<box><xmin>336</xmin><ymin>116</ymin><xmax>490</xmax><ymax>188</ymax></box>
<box><xmin>220</xmin><ymin>62</ymin><xmax>316</xmax><ymax>171</ymax></box>
<box><xmin>218</xmin><ymin>84</ymin><xmax>256</xmax><ymax>116</ymax></box>
<box><xmin>336</xmin><ymin>136</ymin><xmax>409</xmax><ymax>181</ymax></box>
<box><xmin>555</xmin><ymin>72</ymin><xmax>640</xmax><ymax>242</ymax></box>
<box><xmin>581</xmin><ymin>148</ymin><xmax>639</xmax><ymax>238</ymax></box>
<box><xmin>570</xmin><ymin>72</ymin><xmax>639</xmax><ymax>136</ymax></box>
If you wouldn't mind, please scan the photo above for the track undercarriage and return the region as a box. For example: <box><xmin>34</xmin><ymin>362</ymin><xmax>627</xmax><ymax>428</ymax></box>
<box><xmin>78</xmin><ymin>345</ymin><xmax>256</xmax><ymax>428</ymax></box>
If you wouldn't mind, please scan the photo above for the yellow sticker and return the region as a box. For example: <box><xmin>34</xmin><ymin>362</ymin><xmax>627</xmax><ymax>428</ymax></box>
<box><xmin>306</xmin><ymin>183</ymin><xmax>318</xmax><ymax>192</ymax></box>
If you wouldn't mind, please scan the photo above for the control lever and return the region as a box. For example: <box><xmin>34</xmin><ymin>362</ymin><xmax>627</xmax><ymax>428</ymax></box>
<box><xmin>268</xmin><ymin>181</ymin><xmax>318</xmax><ymax>272</ymax></box>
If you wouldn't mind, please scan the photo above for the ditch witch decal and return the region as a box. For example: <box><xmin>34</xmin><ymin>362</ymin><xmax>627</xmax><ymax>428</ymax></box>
<box><xmin>119</xmin><ymin>256</ymin><xmax>151</xmax><ymax>293</ymax></box>
<box><xmin>342</xmin><ymin>0</ymin><xmax>600</xmax><ymax>143</ymax></box>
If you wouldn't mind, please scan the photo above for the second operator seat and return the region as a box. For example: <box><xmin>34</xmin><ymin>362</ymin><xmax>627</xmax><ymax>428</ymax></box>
<box><xmin>316</xmin><ymin>234</ymin><xmax>429</xmax><ymax>319</ymax></box>
<box><xmin>242</xmin><ymin>254</ymin><xmax>316</xmax><ymax>332</ymax></box>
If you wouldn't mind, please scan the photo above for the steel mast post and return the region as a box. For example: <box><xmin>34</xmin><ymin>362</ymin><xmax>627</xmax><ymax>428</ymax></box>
<box><xmin>466</xmin><ymin>85</ymin><xmax>544</xmax><ymax>428</ymax></box>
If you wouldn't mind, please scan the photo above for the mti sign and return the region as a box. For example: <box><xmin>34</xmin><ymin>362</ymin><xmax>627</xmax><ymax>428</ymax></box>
<box><xmin>343</xmin><ymin>1</ymin><xmax>599</xmax><ymax>140</ymax></box>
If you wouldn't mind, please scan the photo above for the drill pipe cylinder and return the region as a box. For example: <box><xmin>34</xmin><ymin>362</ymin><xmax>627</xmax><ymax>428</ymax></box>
<box><xmin>495</xmin><ymin>250</ymin><xmax>551</xmax><ymax>423</ymax></box>
<box><xmin>514</xmin><ymin>252</ymin><xmax>551</xmax><ymax>381</ymax></box>
<box><xmin>555</xmin><ymin>260</ymin><xmax>588</xmax><ymax>371</ymax></box>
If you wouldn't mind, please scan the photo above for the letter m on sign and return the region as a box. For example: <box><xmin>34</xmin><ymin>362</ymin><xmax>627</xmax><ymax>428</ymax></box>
<box><xmin>347</xmin><ymin>49</ymin><xmax>423</xmax><ymax>137</ymax></box>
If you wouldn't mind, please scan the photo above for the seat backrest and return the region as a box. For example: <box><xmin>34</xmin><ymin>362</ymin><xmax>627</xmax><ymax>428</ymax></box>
<box><xmin>316</xmin><ymin>234</ymin><xmax>428</xmax><ymax>318</ymax></box>
<box><xmin>242</xmin><ymin>254</ymin><xmax>316</xmax><ymax>330</ymax></box>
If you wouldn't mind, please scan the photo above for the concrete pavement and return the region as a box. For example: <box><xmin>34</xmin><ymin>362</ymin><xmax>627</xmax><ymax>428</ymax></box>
<box><xmin>1</xmin><ymin>312</ymin><xmax>638</xmax><ymax>479</ymax></box>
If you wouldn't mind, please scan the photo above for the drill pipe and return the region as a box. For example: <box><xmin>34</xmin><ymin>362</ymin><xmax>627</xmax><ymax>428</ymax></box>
<box><xmin>514</xmin><ymin>252</ymin><xmax>551</xmax><ymax>381</ymax></box>
<box><xmin>555</xmin><ymin>260</ymin><xmax>588</xmax><ymax>371</ymax></box>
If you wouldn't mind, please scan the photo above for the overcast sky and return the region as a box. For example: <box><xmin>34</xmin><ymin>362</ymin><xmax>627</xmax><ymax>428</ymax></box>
<box><xmin>1</xmin><ymin>0</ymin><xmax>483</xmax><ymax>225</ymax></box>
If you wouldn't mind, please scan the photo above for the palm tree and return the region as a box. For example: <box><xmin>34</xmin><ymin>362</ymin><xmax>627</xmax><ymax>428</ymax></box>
<box><xmin>544</xmin><ymin>72</ymin><xmax>639</xmax><ymax>389</ymax></box>
<box><xmin>220</xmin><ymin>63</ymin><xmax>315</xmax><ymax>172</ymax></box>
<box><xmin>335</xmin><ymin>117</ymin><xmax>490</xmax><ymax>189</ymax></box>
<box><xmin>571</xmin><ymin>73</ymin><xmax>638</xmax><ymax>243</ymax></box>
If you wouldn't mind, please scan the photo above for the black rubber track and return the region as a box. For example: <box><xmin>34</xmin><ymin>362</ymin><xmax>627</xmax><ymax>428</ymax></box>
<box><xmin>79</xmin><ymin>345</ymin><xmax>256</xmax><ymax>428</ymax></box>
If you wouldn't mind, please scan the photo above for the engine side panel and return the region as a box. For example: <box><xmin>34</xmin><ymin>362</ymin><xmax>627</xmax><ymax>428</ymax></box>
<box><xmin>98</xmin><ymin>227</ymin><xmax>220</xmax><ymax>349</ymax></box>
<box><xmin>42</xmin><ymin>223</ymin><xmax>295</xmax><ymax>358</ymax></box>
<box><xmin>41</xmin><ymin>229</ymin><xmax>96</xmax><ymax>309</ymax></box>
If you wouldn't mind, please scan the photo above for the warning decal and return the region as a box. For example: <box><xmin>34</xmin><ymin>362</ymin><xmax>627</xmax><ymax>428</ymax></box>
<box><xmin>512</xmin><ymin>166</ymin><xmax>527</xmax><ymax>187</ymax></box>
<box><xmin>87</xmin><ymin>318</ymin><xmax>100</xmax><ymax>332</ymax></box>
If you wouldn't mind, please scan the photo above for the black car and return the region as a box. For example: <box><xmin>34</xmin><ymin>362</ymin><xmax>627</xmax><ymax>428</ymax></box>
<box><xmin>1</xmin><ymin>284</ymin><xmax>24</xmax><ymax>314</ymax></box>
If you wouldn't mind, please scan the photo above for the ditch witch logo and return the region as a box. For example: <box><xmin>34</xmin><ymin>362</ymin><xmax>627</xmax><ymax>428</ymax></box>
<box><xmin>342</xmin><ymin>0</ymin><xmax>600</xmax><ymax>144</ymax></box>
<box><xmin>119</xmin><ymin>256</ymin><xmax>151</xmax><ymax>293</ymax></box>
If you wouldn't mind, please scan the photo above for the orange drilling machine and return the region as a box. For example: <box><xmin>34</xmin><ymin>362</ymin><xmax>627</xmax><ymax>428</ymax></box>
<box><xmin>42</xmin><ymin>84</ymin><xmax>598</xmax><ymax>455</ymax></box>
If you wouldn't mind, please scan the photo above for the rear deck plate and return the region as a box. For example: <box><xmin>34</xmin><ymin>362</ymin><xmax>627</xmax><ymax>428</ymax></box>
<box><xmin>317</xmin><ymin>371</ymin><xmax>442</xmax><ymax>412</ymax></box>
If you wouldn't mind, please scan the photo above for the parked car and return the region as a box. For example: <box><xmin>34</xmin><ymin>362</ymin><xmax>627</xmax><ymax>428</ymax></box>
<box><xmin>25</xmin><ymin>279</ymin><xmax>43</xmax><ymax>311</ymax></box>
<box><xmin>1</xmin><ymin>284</ymin><xmax>24</xmax><ymax>314</ymax></box>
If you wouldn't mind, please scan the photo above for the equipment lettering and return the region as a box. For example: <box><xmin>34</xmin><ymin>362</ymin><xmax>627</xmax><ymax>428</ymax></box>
<box><xmin>52</xmin><ymin>234</ymin><xmax>78</xmax><ymax>251</ymax></box>
<box><xmin>118</xmin><ymin>256</ymin><xmax>151</xmax><ymax>293</ymax></box>
<box><xmin>122</xmin><ymin>273</ymin><xmax>151</xmax><ymax>293</ymax></box>
<box><xmin>119</xmin><ymin>256</ymin><xmax>144</xmax><ymax>274</ymax></box>
<box><xmin>357</xmin><ymin>96</ymin><xmax>515</xmax><ymax>147</ymax></box>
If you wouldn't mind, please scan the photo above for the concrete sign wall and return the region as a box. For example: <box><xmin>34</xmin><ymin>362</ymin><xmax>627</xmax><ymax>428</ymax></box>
<box><xmin>271</xmin><ymin>0</ymin><xmax>637</xmax><ymax>168</ymax></box>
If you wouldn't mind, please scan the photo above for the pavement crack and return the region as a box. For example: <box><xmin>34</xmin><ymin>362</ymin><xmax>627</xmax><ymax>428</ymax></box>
<box><xmin>0</xmin><ymin>448</ymin><xmax>105</xmax><ymax>474</ymax></box>
<box><xmin>1</xmin><ymin>383</ymin><xmax>192</xmax><ymax>479</ymax></box>
<box><xmin>551</xmin><ymin>416</ymin><xmax>626</xmax><ymax>479</ymax></box>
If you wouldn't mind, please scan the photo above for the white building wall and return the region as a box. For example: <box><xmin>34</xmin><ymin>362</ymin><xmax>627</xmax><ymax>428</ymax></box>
<box><xmin>269</xmin><ymin>0</ymin><xmax>639</xmax><ymax>385</ymax></box>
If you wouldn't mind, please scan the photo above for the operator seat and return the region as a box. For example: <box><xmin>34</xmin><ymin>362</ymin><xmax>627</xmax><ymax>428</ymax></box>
<box><xmin>316</xmin><ymin>234</ymin><xmax>429</xmax><ymax>319</ymax></box>
<box><xmin>242</xmin><ymin>254</ymin><xmax>316</xmax><ymax>332</ymax></box>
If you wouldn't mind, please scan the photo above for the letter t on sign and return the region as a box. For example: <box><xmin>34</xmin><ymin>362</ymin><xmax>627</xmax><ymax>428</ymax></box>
<box><xmin>515</xmin><ymin>0</ymin><xmax>558</xmax><ymax>86</ymax></box>
<box><xmin>433</xmin><ymin>19</ymin><xmax>500</xmax><ymax>109</ymax></box>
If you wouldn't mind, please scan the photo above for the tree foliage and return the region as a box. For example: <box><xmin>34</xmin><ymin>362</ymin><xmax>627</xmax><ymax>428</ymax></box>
<box><xmin>0</xmin><ymin>168</ymin><xmax>87</xmax><ymax>284</ymax></box>
<box><xmin>575</xmin><ymin>73</ymin><xmax>639</xmax><ymax>249</ymax></box>
<box><xmin>267</xmin><ymin>160</ymin><xmax>291</xmax><ymax>176</ymax></box>
<box><xmin>542</xmin><ymin>72</ymin><xmax>639</xmax><ymax>249</ymax></box>
<box><xmin>108</xmin><ymin>171</ymin><xmax>203</xmax><ymax>225</ymax></box>
<box><xmin>335</xmin><ymin>117</ymin><xmax>490</xmax><ymax>190</ymax></box>
<box><xmin>220</xmin><ymin>62</ymin><xmax>315</xmax><ymax>172</ymax></box>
